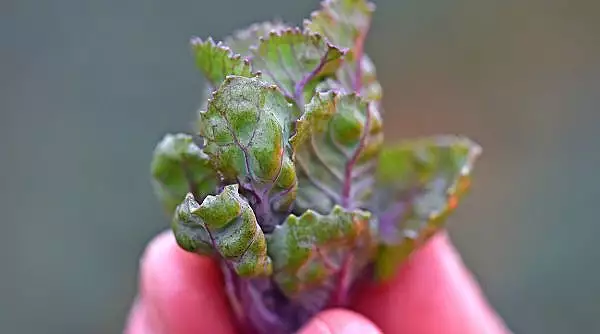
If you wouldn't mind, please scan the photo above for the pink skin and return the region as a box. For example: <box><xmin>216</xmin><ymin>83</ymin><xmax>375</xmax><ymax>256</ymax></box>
<box><xmin>125</xmin><ymin>231</ymin><xmax>510</xmax><ymax>334</ymax></box>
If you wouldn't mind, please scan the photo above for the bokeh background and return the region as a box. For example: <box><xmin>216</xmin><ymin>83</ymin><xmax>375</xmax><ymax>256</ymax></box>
<box><xmin>2</xmin><ymin>0</ymin><xmax>599</xmax><ymax>333</ymax></box>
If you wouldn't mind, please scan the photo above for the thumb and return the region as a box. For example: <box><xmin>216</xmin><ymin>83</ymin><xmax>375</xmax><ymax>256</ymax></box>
<box><xmin>298</xmin><ymin>309</ymin><xmax>382</xmax><ymax>334</ymax></box>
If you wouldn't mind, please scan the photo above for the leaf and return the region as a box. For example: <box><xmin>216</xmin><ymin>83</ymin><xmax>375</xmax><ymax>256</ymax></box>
<box><xmin>267</xmin><ymin>206</ymin><xmax>375</xmax><ymax>301</ymax></box>
<box><xmin>198</xmin><ymin>76</ymin><xmax>298</xmax><ymax>229</ymax></box>
<box><xmin>290</xmin><ymin>91</ymin><xmax>383</xmax><ymax>214</ymax></box>
<box><xmin>250</xmin><ymin>28</ymin><xmax>344</xmax><ymax>106</ymax></box>
<box><xmin>356</xmin><ymin>55</ymin><xmax>382</xmax><ymax>101</ymax></box>
<box><xmin>372</xmin><ymin>136</ymin><xmax>482</xmax><ymax>280</ymax></box>
<box><xmin>172</xmin><ymin>185</ymin><xmax>272</xmax><ymax>277</ymax></box>
<box><xmin>225</xmin><ymin>21</ymin><xmax>289</xmax><ymax>56</ymax></box>
<box><xmin>305</xmin><ymin>0</ymin><xmax>374</xmax><ymax>57</ymax></box>
<box><xmin>190</xmin><ymin>37</ymin><xmax>255</xmax><ymax>89</ymax></box>
<box><xmin>150</xmin><ymin>133</ymin><xmax>219</xmax><ymax>215</ymax></box>
<box><xmin>304</xmin><ymin>0</ymin><xmax>381</xmax><ymax>100</ymax></box>
<box><xmin>194</xmin><ymin>23</ymin><xmax>289</xmax><ymax>130</ymax></box>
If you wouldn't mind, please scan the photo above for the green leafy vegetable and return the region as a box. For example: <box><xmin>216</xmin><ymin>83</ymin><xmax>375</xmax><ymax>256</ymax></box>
<box><xmin>250</xmin><ymin>29</ymin><xmax>344</xmax><ymax>105</ymax></box>
<box><xmin>198</xmin><ymin>76</ymin><xmax>298</xmax><ymax>226</ymax></box>
<box><xmin>305</xmin><ymin>0</ymin><xmax>374</xmax><ymax>56</ymax></box>
<box><xmin>268</xmin><ymin>205</ymin><xmax>374</xmax><ymax>299</ymax></box>
<box><xmin>172</xmin><ymin>185</ymin><xmax>272</xmax><ymax>277</ymax></box>
<box><xmin>225</xmin><ymin>21</ymin><xmax>289</xmax><ymax>56</ymax></box>
<box><xmin>149</xmin><ymin>1</ymin><xmax>482</xmax><ymax>332</ymax></box>
<box><xmin>150</xmin><ymin>133</ymin><xmax>218</xmax><ymax>215</ymax></box>
<box><xmin>373</xmin><ymin>136</ymin><xmax>481</xmax><ymax>279</ymax></box>
<box><xmin>191</xmin><ymin>37</ymin><xmax>255</xmax><ymax>88</ymax></box>
<box><xmin>291</xmin><ymin>91</ymin><xmax>383</xmax><ymax>214</ymax></box>
<box><xmin>305</xmin><ymin>0</ymin><xmax>381</xmax><ymax>100</ymax></box>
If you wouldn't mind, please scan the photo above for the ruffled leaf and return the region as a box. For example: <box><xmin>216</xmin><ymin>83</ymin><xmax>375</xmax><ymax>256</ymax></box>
<box><xmin>191</xmin><ymin>37</ymin><xmax>255</xmax><ymax>88</ymax></box>
<box><xmin>318</xmin><ymin>55</ymin><xmax>381</xmax><ymax>101</ymax></box>
<box><xmin>373</xmin><ymin>136</ymin><xmax>482</xmax><ymax>280</ymax></box>
<box><xmin>268</xmin><ymin>206</ymin><xmax>375</xmax><ymax>303</ymax></box>
<box><xmin>198</xmin><ymin>76</ymin><xmax>298</xmax><ymax>229</ymax></box>
<box><xmin>250</xmin><ymin>28</ymin><xmax>345</xmax><ymax>106</ymax></box>
<box><xmin>305</xmin><ymin>0</ymin><xmax>381</xmax><ymax>100</ymax></box>
<box><xmin>305</xmin><ymin>0</ymin><xmax>374</xmax><ymax>57</ymax></box>
<box><xmin>150</xmin><ymin>133</ymin><xmax>218</xmax><ymax>215</ymax></box>
<box><xmin>291</xmin><ymin>91</ymin><xmax>383</xmax><ymax>214</ymax></box>
<box><xmin>194</xmin><ymin>23</ymin><xmax>289</xmax><ymax>125</ymax></box>
<box><xmin>225</xmin><ymin>21</ymin><xmax>289</xmax><ymax>56</ymax></box>
<box><xmin>172</xmin><ymin>185</ymin><xmax>272</xmax><ymax>277</ymax></box>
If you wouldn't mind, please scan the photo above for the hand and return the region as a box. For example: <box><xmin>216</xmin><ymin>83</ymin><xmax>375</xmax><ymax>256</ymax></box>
<box><xmin>125</xmin><ymin>231</ymin><xmax>510</xmax><ymax>334</ymax></box>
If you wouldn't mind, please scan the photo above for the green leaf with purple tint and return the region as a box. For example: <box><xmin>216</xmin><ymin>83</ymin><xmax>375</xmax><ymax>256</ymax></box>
<box><xmin>305</xmin><ymin>0</ymin><xmax>373</xmax><ymax>58</ymax></box>
<box><xmin>150</xmin><ymin>133</ymin><xmax>219</xmax><ymax>215</ymax></box>
<box><xmin>225</xmin><ymin>21</ymin><xmax>289</xmax><ymax>56</ymax></box>
<box><xmin>267</xmin><ymin>205</ymin><xmax>375</xmax><ymax>301</ymax></box>
<box><xmin>198</xmin><ymin>76</ymin><xmax>298</xmax><ymax>229</ymax></box>
<box><xmin>194</xmin><ymin>23</ymin><xmax>289</xmax><ymax>127</ymax></box>
<box><xmin>250</xmin><ymin>29</ymin><xmax>344</xmax><ymax>106</ymax></box>
<box><xmin>304</xmin><ymin>0</ymin><xmax>381</xmax><ymax>100</ymax></box>
<box><xmin>373</xmin><ymin>136</ymin><xmax>482</xmax><ymax>280</ymax></box>
<box><xmin>172</xmin><ymin>185</ymin><xmax>272</xmax><ymax>277</ymax></box>
<box><xmin>152</xmin><ymin>1</ymin><xmax>486</xmax><ymax>332</ymax></box>
<box><xmin>191</xmin><ymin>37</ymin><xmax>255</xmax><ymax>89</ymax></box>
<box><xmin>290</xmin><ymin>91</ymin><xmax>383</xmax><ymax>214</ymax></box>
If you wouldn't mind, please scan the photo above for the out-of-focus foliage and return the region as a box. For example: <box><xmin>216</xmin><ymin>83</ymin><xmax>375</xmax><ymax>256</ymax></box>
<box><xmin>373</xmin><ymin>136</ymin><xmax>481</xmax><ymax>279</ymax></box>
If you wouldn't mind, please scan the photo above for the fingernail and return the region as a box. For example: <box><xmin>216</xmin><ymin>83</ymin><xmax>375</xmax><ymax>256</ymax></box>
<box><xmin>298</xmin><ymin>309</ymin><xmax>381</xmax><ymax>334</ymax></box>
<box><xmin>338</xmin><ymin>321</ymin><xmax>382</xmax><ymax>334</ymax></box>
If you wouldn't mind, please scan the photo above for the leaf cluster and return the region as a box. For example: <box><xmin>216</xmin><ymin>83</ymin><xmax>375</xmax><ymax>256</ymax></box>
<box><xmin>149</xmin><ymin>0</ymin><xmax>481</xmax><ymax>332</ymax></box>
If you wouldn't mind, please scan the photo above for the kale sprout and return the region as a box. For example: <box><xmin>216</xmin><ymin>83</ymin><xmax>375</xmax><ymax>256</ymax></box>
<box><xmin>150</xmin><ymin>1</ymin><xmax>481</xmax><ymax>332</ymax></box>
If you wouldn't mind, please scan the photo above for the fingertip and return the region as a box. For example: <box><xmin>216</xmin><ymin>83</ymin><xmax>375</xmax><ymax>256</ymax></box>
<box><xmin>124</xmin><ymin>299</ymin><xmax>146</xmax><ymax>334</ymax></box>
<box><xmin>139</xmin><ymin>231</ymin><xmax>236</xmax><ymax>334</ymax></box>
<box><xmin>298</xmin><ymin>309</ymin><xmax>381</xmax><ymax>334</ymax></box>
<box><xmin>353</xmin><ymin>233</ymin><xmax>509</xmax><ymax>334</ymax></box>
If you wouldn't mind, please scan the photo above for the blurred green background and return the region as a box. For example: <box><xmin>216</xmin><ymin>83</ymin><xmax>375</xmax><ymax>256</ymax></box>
<box><xmin>1</xmin><ymin>0</ymin><xmax>599</xmax><ymax>333</ymax></box>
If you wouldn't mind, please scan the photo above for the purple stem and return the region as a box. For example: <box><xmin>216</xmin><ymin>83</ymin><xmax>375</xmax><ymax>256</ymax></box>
<box><xmin>221</xmin><ymin>264</ymin><xmax>251</xmax><ymax>334</ymax></box>
<box><xmin>239</xmin><ymin>279</ymin><xmax>287</xmax><ymax>334</ymax></box>
<box><xmin>329</xmin><ymin>254</ymin><xmax>353</xmax><ymax>307</ymax></box>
